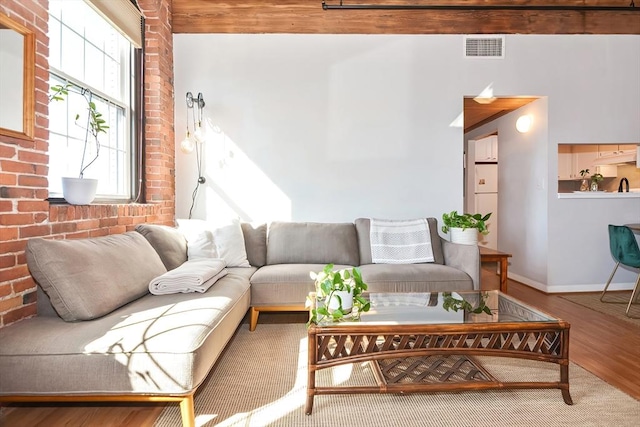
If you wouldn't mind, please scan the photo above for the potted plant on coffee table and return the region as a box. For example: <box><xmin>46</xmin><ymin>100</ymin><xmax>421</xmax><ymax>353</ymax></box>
<box><xmin>49</xmin><ymin>83</ymin><xmax>109</xmax><ymax>205</ymax></box>
<box><xmin>441</xmin><ymin>210</ymin><xmax>492</xmax><ymax>245</ymax></box>
<box><xmin>307</xmin><ymin>263</ymin><xmax>370</xmax><ymax>326</ymax></box>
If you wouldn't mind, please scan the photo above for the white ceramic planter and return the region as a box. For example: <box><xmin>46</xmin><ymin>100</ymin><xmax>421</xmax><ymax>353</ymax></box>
<box><xmin>450</xmin><ymin>227</ymin><xmax>478</xmax><ymax>245</ymax></box>
<box><xmin>327</xmin><ymin>290</ymin><xmax>353</xmax><ymax>313</ymax></box>
<box><xmin>62</xmin><ymin>177</ymin><xmax>98</xmax><ymax>205</ymax></box>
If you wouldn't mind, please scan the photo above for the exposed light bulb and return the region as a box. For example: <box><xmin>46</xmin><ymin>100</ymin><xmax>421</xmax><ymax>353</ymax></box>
<box><xmin>180</xmin><ymin>131</ymin><xmax>194</xmax><ymax>154</ymax></box>
<box><xmin>193</xmin><ymin>124</ymin><xmax>205</xmax><ymax>143</ymax></box>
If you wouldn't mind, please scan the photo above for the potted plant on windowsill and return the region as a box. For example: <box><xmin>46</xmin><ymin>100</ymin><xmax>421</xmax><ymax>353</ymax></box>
<box><xmin>441</xmin><ymin>210</ymin><xmax>492</xmax><ymax>245</ymax></box>
<box><xmin>49</xmin><ymin>84</ymin><xmax>109</xmax><ymax>205</ymax></box>
<box><xmin>307</xmin><ymin>263</ymin><xmax>371</xmax><ymax>326</ymax></box>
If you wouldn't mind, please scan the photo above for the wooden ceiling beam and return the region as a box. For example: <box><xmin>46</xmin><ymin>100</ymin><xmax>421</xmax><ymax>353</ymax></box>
<box><xmin>171</xmin><ymin>1</ymin><xmax>640</xmax><ymax>34</ymax></box>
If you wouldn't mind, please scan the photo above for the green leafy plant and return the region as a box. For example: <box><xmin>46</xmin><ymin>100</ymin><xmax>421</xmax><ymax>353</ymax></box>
<box><xmin>49</xmin><ymin>83</ymin><xmax>109</xmax><ymax>178</ymax></box>
<box><xmin>591</xmin><ymin>173</ymin><xmax>604</xmax><ymax>183</ymax></box>
<box><xmin>307</xmin><ymin>264</ymin><xmax>370</xmax><ymax>326</ymax></box>
<box><xmin>579</xmin><ymin>169</ymin><xmax>590</xmax><ymax>177</ymax></box>
<box><xmin>442</xmin><ymin>292</ymin><xmax>492</xmax><ymax>315</ymax></box>
<box><xmin>441</xmin><ymin>211</ymin><xmax>492</xmax><ymax>235</ymax></box>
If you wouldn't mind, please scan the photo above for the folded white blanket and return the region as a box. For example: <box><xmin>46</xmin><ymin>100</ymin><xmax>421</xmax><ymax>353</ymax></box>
<box><xmin>370</xmin><ymin>218</ymin><xmax>435</xmax><ymax>264</ymax></box>
<box><xmin>149</xmin><ymin>258</ymin><xmax>228</xmax><ymax>295</ymax></box>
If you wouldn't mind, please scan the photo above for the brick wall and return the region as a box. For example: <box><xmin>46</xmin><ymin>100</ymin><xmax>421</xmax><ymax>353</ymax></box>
<box><xmin>0</xmin><ymin>0</ymin><xmax>176</xmax><ymax>328</ymax></box>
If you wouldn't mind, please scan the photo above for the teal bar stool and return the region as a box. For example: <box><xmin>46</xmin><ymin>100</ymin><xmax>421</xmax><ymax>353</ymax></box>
<box><xmin>600</xmin><ymin>225</ymin><xmax>640</xmax><ymax>317</ymax></box>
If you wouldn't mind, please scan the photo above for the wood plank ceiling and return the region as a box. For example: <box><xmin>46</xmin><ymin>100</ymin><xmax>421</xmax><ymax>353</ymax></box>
<box><xmin>170</xmin><ymin>1</ymin><xmax>638</xmax><ymax>131</ymax></box>
<box><xmin>171</xmin><ymin>0</ymin><xmax>640</xmax><ymax>34</ymax></box>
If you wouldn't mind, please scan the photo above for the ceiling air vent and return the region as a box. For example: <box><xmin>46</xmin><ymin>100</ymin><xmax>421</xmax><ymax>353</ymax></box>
<box><xmin>464</xmin><ymin>35</ymin><xmax>505</xmax><ymax>59</ymax></box>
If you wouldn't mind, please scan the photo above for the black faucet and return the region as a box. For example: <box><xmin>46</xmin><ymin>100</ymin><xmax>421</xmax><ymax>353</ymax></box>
<box><xmin>618</xmin><ymin>177</ymin><xmax>629</xmax><ymax>192</ymax></box>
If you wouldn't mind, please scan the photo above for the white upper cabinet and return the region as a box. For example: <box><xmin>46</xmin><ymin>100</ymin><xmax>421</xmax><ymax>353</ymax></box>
<box><xmin>475</xmin><ymin>135</ymin><xmax>498</xmax><ymax>162</ymax></box>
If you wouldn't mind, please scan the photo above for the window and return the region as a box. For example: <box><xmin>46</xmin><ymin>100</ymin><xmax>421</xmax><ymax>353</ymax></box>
<box><xmin>47</xmin><ymin>0</ymin><xmax>140</xmax><ymax>201</ymax></box>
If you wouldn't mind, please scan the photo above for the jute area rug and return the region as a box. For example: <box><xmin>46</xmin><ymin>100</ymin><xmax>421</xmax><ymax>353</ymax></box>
<box><xmin>560</xmin><ymin>291</ymin><xmax>639</xmax><ymax>327</ymax></box>
<box><xmin>155</xmin><ymin>324</ymin><xmax>639</xmax><ymax>427</ymax></box>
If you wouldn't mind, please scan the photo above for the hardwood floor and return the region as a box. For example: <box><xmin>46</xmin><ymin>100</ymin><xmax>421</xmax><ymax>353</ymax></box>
<box><xmin>1</xmin><ymin>266</ymin><xmax>638</xmax><ymax>426</ymax></box>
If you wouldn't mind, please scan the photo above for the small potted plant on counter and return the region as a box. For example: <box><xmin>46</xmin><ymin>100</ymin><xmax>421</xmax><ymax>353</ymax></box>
<box><xmin>307</xmin><ymin>263</ymin><xmax>370</xmax><ymax>326</ymax></box>
<box><xmin>579</xmin><ymin>169</ymin><xmax>590</xmax><ymax>192</ymax></box>
<box><xmin>441</xmin><ymin>211</ymin><xmax>492</xmax><ymax>245</ymax></box>
<box><xmin>590</xmin><ymin>173</ymin><xmax>604</xmax><ymax>192</ymax></box>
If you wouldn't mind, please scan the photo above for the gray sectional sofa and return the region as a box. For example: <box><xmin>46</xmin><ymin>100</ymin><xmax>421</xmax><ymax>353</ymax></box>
<box><xmin>0</xmin><ymin>217</ymin><xmax>479</xmax><ymax>427</ymax></box>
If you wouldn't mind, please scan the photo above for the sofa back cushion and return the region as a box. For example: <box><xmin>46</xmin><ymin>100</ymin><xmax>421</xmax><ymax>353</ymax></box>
<box><xmin>266</xmin><ymin>222</ymin><xmax>359</xmax><ymax>266</ymax></box>
<box><xmin>355</xmin><ymin>217</ymin><xmax>445</xmax><ymax>265</ymax></box>
<box><xmin>135</xmin><ymin>224</ymin><xmax>188</xmax><ymax>270</ymax></box>
<box><xmin>241</xmin><ymin>222</ymin><xmax>267</xmax><ymax>267</ymax></box>
<box><xmin>26</xmin><ymin>232</ymin><xmax>167</xmax><ymax>321</ymax></box>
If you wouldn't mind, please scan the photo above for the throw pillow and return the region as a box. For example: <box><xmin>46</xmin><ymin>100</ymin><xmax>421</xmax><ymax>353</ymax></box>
<box><xmin>177</xmin><ymin>218</ymin><xmax>251</xmax><ymax>268</ymax></box>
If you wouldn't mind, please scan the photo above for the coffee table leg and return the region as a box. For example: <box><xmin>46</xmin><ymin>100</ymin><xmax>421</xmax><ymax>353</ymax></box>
<box><xmin>306</xmin><ymin>328</ymin><xmax>316</xmax><ymax>415</ymax></box>
<box><xmin>305</xmin><ymin>369</ymin><xmax>315</xmax><ymax>415</ymax></box>
<box><xmin>560</xmin><ymin>363</ymin><xmax>573</xmax><ymax>405</ymax></box>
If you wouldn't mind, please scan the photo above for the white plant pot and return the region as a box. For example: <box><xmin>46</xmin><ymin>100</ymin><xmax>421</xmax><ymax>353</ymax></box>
<box><xmin>327</xmin><ymin>290</ymin><xmax>353</xmax><ymax>313</ymax></box>
<box><xmin>62</xmin><ymin>177</ymin><xmax>98</xmax><ymax>205</ymax></box>
<box><xmin>450</xmin><ymin>227</ymin><xmax>478</xmax><ymax>245</ymax></box>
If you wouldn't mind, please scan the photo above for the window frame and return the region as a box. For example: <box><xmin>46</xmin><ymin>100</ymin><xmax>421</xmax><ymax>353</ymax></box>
<box><xmin>47</xmin><ymin>1</ymin><xmax>143</xmax><ymax>204</ymax></box>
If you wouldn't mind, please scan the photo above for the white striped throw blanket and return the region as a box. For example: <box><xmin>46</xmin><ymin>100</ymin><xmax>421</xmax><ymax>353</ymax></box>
<box><xmin>149</xmin><ymin>258</ymin><xmax>228</xmax><ymax>295</ymax></box>
<box><xmin>370</xmin><ymin>218</ymin><xmax>434</xmax><ymax>264</ymax></box>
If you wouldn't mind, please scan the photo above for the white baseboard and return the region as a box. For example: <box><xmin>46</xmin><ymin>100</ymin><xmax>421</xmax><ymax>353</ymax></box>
<box><xmin>507</xmin><ymin>273</ymin><xmax>635</xmax><ymax>294</ymax></box>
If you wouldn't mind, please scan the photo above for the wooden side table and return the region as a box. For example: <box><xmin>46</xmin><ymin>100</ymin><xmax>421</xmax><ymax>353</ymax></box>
<box><xmin>479</xmin><ymin>246</ymin><xmax>512</xmax><ymax>293</ymax></box>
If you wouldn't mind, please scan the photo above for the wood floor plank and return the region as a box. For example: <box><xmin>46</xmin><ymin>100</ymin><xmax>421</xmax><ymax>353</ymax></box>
<box><xmin>1</xmin><ymin>266</ymin><xmax>638</xmax><ymax>426</ymax></box>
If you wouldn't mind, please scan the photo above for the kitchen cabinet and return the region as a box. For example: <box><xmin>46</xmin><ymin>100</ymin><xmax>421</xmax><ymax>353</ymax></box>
<box><xmin>475</xmin><ymin>135</ymin><xmax>498</xmax><ymax>162</ymax></box>
<box><xmin>558</xmin><ymin>144</ymin><xmax>617</xmax><ymax>180</ymax></box>
<box><xmin>558</xmin><ymin>145</ymin><xmax>574</xmax><ymax>180</ymax></box>
<box><xmin>597</xmin><ymin>144</ymin><xmax>637</xmax><ymax>158</ymax></box>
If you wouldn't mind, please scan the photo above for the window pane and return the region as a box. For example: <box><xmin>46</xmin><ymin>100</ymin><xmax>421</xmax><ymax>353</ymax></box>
<box><xmin>48</xmin><ymin>18</ymin><xmax>61</xmax><ymax>70</ymax></box>
<box><xmin>85</xmin><ymin>43</ymin><xmax>105</xmax><ymax>92</ymax></box>
<box><xmin>48</xmin><ymin>0</ymin><xmax>134</xmax><ymax>201</ymax></box>
<box><xmin>61</xmin><ymin>27</ymin><xmax>85</xmax><ymax>81</ymax></box>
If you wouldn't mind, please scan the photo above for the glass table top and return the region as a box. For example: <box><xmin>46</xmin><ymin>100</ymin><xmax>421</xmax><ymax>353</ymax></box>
<box><xmin>317</xmin><ymin>291</ymin><xmax>558</xmax><ymax>326</ymax></box>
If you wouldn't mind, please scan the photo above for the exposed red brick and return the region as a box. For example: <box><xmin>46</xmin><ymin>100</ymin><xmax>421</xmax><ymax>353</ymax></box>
<box><xmin>0</xmin><ymin>296</ymin><xmax>22</xmax><ymax>314</ymax></box>
<box><xmin>0</xmin><ymin>145</ymin><xmax>16</xmax><ymax>158</ymax></box>
<box><xmin>2</xmin><ymin>303</ymin><xmax>37</xmax><ymax>326</ymax></box>
<box><xmin>12</xmin><ymin>276</ymin><xmax>36</xmax><ymax>294</ymax></box>
<box><xmin>17</xmin><ymin>200</ymin><xmax>49</xmax><ymax>212</ymax></box>
<box><xmin>18</xmin><ymin>175</ymin><xmax>49</xmax><ymax>188</ymax></box>
<box><xmin>0</xmin><ymin>255</ymin><xmax>16</xmax><ymax>269</ymax></box>
<box><xmin>0</xmin><ymin>284</ymin><xmax>11</xmax><ymax>298</ymax></box>
<box><xmin>51</xmin><ymin>222</ymin><xmax>77</xmax><ymax>235</ymax></box>
<box><xmin>0</xmin><ymin>264</ymin><xmax>29</xmax><ymax>282</ymax></box>
<box><xmin>0</xmin><ymin>213</ymin><xmax>33</xmax><ymax>226</ymax></box>
<box><xmin>0</xmin><ymin>173</ymin><xmax>17</xmax><ymax>185</ymax></box>
<box><xmin>19</xmin><ymin>224</ymin><xmax>51</xmax><ymax>238</ymax></box>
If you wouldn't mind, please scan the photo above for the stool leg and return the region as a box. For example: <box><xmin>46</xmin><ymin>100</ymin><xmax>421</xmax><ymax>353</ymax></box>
<box><xmin>625</xmin><ymin>274</ymin><xmax>640</xmax><ymax>317</ymax></box>
<box><xmin>600</xmin><ymin>262</ymin><xmax>620</xmax><ymax>302</ymax></box>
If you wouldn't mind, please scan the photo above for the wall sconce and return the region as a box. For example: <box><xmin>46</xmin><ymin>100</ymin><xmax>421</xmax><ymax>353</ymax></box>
<box><xmin>180</xmin><ymin>92</ymin><xmax>206</xmax><ymax>218</ymax></box>
<box><xmin>516</xmin><ymin>114</ymin><xmax>532</xmax><ymax>133</ymax></box>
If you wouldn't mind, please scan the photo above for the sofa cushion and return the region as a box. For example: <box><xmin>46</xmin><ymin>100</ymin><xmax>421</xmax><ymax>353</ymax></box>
<box><xmin>26</xmin><ymin>232</ymin><xmax>167</xmax><ymax>322</ymax></box>
<box><xmin>266</xmin><ymin>221</ymin><xmax>359</xmax><ymax>266</ymax></box>
<box><xmin>0</xmin><ymin>269</ymin><xmax>252</xmax><ymax>395</ymax></box>
<box><xmin>355</xmin><ymin>217</ymin><xmax>444</xmax><ymax>265</ymax></box>
<box><xmin>358</xmin><ymin>263</ymin><xmax>473</xmax><ymax>293</ymax></box>
<box><xmin>251</xmin><ymin>263</ymin><xmax>353</xmax><ymax>306</ymax></box>
<box><xmin>241</xmin><ymin>222</ymin><xmax>267</xmax><ymax>267</ymax></box>
<box><xmin>177</xmin><ymin>218</ymin><xmax>251</xmax><ymax>267</ymax></box>
<box><xmin>135</xmin><ymin>224</ymin><xmax>188</xmax><ymax>270</ymax></box>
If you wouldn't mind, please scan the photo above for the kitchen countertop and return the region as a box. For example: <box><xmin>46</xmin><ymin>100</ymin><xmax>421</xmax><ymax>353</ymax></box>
<box><xmin>557</xmin><ymin>191</ymin><xmax>640</xmax><ymax>199</ymax></box>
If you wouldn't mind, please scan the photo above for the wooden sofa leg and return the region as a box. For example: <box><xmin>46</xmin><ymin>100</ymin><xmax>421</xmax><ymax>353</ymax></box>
<box><xmin>249</xmin><ymin>307</ymin><xmax>259</xmax><ymax>332</ymax></box>
<box><xmin>180</xmin><ymin>394</ymin><xmax>195</xmax><ymax>427</ymax></box>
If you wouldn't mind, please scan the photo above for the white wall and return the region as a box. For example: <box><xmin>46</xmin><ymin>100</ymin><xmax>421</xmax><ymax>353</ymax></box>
<box><xmin>173</xmin><ymin>34</ymin><xmax>640</xmax><ymax>291</ymax></box>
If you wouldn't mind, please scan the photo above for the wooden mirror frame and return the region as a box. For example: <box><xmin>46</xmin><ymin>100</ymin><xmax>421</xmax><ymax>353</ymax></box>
<box><xmin>0</xmin><ymin>12</ymin><xmax>35</xmax><ymax>141</ymax></box>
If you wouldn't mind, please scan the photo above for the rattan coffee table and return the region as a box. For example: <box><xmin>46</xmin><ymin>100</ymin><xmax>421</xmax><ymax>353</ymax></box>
<box><xmin>306</xmin><ymin>291</ymin><xmax>572</xmax><ymax>414</ymax></box>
